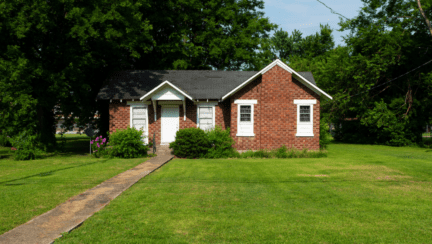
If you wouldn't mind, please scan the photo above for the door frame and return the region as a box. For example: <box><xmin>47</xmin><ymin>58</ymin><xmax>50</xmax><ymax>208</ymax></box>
<box><xmin>161</xmin><ymin>105</ymin><xmax>179</xmax><ymax>145</ymax></box>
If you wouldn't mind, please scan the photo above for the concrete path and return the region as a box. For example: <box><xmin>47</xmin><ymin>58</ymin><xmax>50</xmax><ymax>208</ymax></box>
<box><xmin>0</xmin><ymin>155</ymin><xmax>174</xmax><ymax>244</ymax></box>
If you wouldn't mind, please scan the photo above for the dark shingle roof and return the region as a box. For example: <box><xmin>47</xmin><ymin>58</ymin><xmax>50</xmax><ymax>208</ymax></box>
<box><xmin>97</xmin><ymin>70</ymin><xmax>317</xmax><ymax>100</ymax></box>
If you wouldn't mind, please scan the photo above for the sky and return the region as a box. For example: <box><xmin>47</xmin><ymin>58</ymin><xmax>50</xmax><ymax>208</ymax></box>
<box><xmin>262</xmin><ymin>0</ymin><xmax>367</xmax><ymax>48</ymax></box>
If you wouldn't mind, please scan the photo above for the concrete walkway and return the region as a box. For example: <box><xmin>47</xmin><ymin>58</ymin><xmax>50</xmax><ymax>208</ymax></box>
<box><xmin>0</xmin><ymin>155</ymin><xmax>174</xmax><ymax>244</ymax></box>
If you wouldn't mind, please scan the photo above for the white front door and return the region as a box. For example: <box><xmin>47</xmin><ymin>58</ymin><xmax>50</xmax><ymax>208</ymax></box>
<box><xmin>161</xmin><ymin>106</ymin><xmax>179</xmax><ymax>144</ymax></box>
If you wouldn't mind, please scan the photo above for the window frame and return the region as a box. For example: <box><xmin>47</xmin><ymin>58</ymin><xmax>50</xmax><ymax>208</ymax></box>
<box><xmin>234</xmin><ymin>99</ymin><xmax>257</xmax><ymax>137</ymax></box>
<box><xmin>129</xmin><ymin>104</ymin><xmax>149</xmax><ymax>144</ymax></box>
<box><xmin>196</xmin><ymin>102</ymin><xmax>217</xmax><ymax>131</ymax></box>
<box><xmin>294</xmin><ymin>99</ymin><xmax>316</xmax><ymax>137</ymax></box>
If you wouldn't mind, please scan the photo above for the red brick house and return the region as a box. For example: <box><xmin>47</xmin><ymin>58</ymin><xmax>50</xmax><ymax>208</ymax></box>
<box><xmin>97</xmin><ymin>59</ymin><xmax>333</xmax><ymax>151</ymax></box>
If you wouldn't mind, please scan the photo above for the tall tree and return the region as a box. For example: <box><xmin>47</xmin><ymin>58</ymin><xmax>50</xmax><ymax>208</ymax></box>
<box><xmin>294</xmin><ymin>0</ymin><xmax>432</xmax><ymax>146</ymax></box>
<box><xmin>245</xmin><ymin>23</ymin><xmax>335</xmax><ymax>70</ymax></box>
<box><xmin>133</xmin><ymin>0</ymin><xmax>277</xmax><ymax>71</ymax></box>
<box><xmin>0</xmin><ymin>0</ymin><xmax>278</xmax><ymax>150</ymax></box>
<box><xmin>0</xmin><ymin>0</ymin><xmax>154</xmax><ymax>150</ymax></box>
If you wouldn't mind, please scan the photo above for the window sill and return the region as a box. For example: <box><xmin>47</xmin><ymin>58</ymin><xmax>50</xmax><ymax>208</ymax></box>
<box><xmin>236</xmin><ymin>133</ymin><xmax>255</xmax><ymax>137</ymax></box>
<box><xmin>296</xmin><ymin>133</ymin><xmax>314</xmax><ymax>137</ymax></box>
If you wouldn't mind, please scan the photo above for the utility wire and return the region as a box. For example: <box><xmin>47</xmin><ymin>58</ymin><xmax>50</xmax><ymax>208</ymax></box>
<box><xmin>313</xmin><ymin>1</ymin><xmax>431</xmax><ymax>102</ymax></box>
<box><xmin>326</xmin><ymin>58</ymin><xmax>432</xmax><ymax>102</ymax></box>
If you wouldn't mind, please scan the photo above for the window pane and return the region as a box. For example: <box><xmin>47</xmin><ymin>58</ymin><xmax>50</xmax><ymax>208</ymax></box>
<box><xmin>240</xmin><ymin>114</ymin><xmax>251</xmax><ymax>122</ymax></box>
<box><xmin>199</xmin><ymin>107</ymin><xmax>213</xmax><ymax>119</ymax></box>
<box><xmin>199</xmin><ymin>118</ymin><xmax>212</xmax><ymax>125</ymax></box>
<box><xmin>300</xmin><ymin>114</ymin><xmax>310</xmax><ymax>122</ymax></box>
<box><xmin>240</xmin><ymin>105</ymin><xmax>251</xmax><ymax>122</ymax></box>
<box><xmin>300</xmin><ymin>106</ymin><xmax>310</xmax><ymax>114</ymax></box>
<box><xmin>133</xmin><ymin>107</ymin><xmax>147</xmax><ymax>119</ymax></box>
<box><xmin>240</xmin><ymin>105</ymin><xmax>251</xmax><ymax>113</ymax></box>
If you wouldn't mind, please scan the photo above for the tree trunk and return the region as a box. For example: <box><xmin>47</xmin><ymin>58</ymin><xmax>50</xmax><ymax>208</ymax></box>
<box><xmin>96</xmin><ymin>100</ymin><xmax>110</xmax><ymax>138</ymax></box>
<box><xmin>36</xmin><ymin>105</ymin><xmax>57</xmax><ymax>151</ymax></box>
<box><xmin>416</xmin><ymin>0</ymin><xmax>432</xmax><ymax>37</ymax></box>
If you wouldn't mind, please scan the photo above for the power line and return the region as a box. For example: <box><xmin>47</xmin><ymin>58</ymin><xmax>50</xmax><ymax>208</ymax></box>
<box><xmin>327</xmin><ymin>58</ymin><xmax>432</xmax><ymax>103</ymax></box>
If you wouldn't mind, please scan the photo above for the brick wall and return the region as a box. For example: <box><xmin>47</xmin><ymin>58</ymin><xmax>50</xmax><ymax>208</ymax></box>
<box><xmin>230</xmin><ymin>65</ymin><xmax>320</xmax><ymax>151</ymax></box>
<box><xmin>109</xmin><ymin>101</ymin><xmax>130</xmax><ymax>133</ymax></box>
<box><xmin>109</xmin><ymin>99</ymin><xmax>227</xmax><ymax>146</ymax></box>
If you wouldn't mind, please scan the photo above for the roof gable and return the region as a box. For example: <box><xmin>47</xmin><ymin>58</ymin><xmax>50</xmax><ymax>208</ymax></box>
<box><xmin>221</xmin><ymin>59</ymin><xmax>332</xmax><ymax>101</ymax></box>
<box><xmin>140</xmin><ymin>80</ymin><xmax>192</xmax><ymax>101</ymax></box>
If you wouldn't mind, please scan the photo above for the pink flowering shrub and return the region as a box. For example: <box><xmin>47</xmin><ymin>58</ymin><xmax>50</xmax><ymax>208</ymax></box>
<box><xmin>91</xmin><ymin>135</ymin><xmax>109</xmax><ymax>158</ymax></box>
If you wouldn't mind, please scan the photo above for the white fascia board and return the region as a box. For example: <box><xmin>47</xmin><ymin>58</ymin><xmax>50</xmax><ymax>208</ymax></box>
<box><xmin>221</xmin><ymin>60</ymin><xmax>281</xmax><ymax>102</ymax></box>
<box><xmin>140</xmin><ymin>80</ymin><xmax>193</xmax><ymax>101</ymax></box>
<box><xmin>221</xmin><ymin>59</ymin><xmax>333</xmax><ymax>101</ymax></box>
<box><xmin>221</xmin><ymin>73</ymin><xmax>262</xmax><ymax>102</ymax></box>
<box><xmin>271</xmin><ymin>60</ymin><xmax>333</xmax><ymax>100</ymax></box>
<box><xmin>292</xmin><ymin>72</ymin><xmax>333</xmax><ymax>100</ymax></box>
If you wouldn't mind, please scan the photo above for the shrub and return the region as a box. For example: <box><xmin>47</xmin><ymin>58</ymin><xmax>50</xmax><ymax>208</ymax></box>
<box><xmin>91</xmin><ymin>135</ymin><xmax>110</xmax><ymax>158</ymax></box>
<box><xmin>240</xmin><ymin>150</ymin><xmax>255</xmax><ymax>158</ymax></box>
<box><xmin>319</xmin><ymin>120</ymin><xmax>332</xmax><ymax>150</ymax></box>
<box><xmin>204</xmin><ymin>125</ymin><xmax>236</xmax><ymax>158</ymax></box>
<box><xmin>275</xmin><ymin>144</ymin><xmax>289</xmax><ymax>158</ymax></box>
<box><xmin>253</xmin><ymin>149</ymin><xmax>272</xmax><ymax>158</ymax></box>
<box><xmin>10</xmin><ymin>130</ymin><xmax>44</xmax><ymax>160</ymax></box>
<box><xmin>108</xmin><ymin>127</ymin><xmax>148</xmax><ymax>158</ymax></box>
<box><xmin>234</xmin><ymin>145</ymin><xmax>328</xmax><ymax>159</ymax></box>
<box><xmin>169</xmin><ymin>127</ymin><xmax>211</xmax><ymax>159</ymax></box>
<box><xmin>0</xmin><ymin>133</ymin><xmax>12</xmax><ymax>147</ymax></box>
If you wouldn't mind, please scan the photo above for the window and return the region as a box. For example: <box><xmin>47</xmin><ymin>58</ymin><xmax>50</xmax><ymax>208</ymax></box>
<box><xmin>198</xmin><ymin>106</ymin><xmax>214</xmax><ymax>131</ymax></box>
<box><xmin>235</xmin><ymin>99</ymin><xmax>257</xmax><ymax>136</ymax></box>
<box><xmin>294</xmin><ymin>99</ymin><xmax>316</xmax><ymax>137</ymax></box>
<box><xmin>129</xmin><ymin>104</ymin><xmax>148</xmax><ymax>143</ymax></box>
<box><xmin>299</xmin><ymin>106</ymin><xmax>310</xmax><ymax>122</ymax></box>
<box><xmin>196</xmin><ymin>102</ymin><xmax>217</xmax><ymax>131</ymax></box>
<box><xmin>240</xmin><ymin>105</ymin><xmax>251</xmax><ymax>122</ymax></box>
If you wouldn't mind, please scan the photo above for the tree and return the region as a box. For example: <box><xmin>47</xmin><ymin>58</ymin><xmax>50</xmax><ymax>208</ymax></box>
<box><xmin>0</xmin><ymin>0</ymin><xmax>154</xmax><ymax>150</ymax></box>
<box><xmin>294</xmin><ymin>0</ymin><xmax>432</xmax><ymax>146</ymax></box>
<box><xmin>0</xmin><ymin>0</ymin><xmax>278</xmax><ymax>150</ymax></box>
<box><xmin>244</xmin><ymin>23</ymin><xmax>335</xmax><ymax>70</ymax></box>
<box><xmin>132</xmin><ymin>0</ymin><xmax>277</xmax><ymax>71</ymax></box>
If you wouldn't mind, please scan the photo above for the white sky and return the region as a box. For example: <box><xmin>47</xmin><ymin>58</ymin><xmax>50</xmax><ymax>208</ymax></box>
<box><xmin>262</xmin><ymin>0</ymin><xmax>367</xmax><ymax>47</ymax></box>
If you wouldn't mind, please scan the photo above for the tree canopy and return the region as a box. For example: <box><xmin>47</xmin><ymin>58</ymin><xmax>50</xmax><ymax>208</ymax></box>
<box><xmin>0</xmin><ymin>0</ymin><xmax>277</xmax><ymax>150</ymax></box>
<box><xmin>289</xmin><ymin>0</ymin><xmax>432</xmax><ymax>146</ymax></box>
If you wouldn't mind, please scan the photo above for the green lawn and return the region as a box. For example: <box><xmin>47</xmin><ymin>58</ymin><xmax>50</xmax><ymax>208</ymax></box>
<box><xmin>0</xmin><ymin>136</ymin><xmax>150</xmax><ymax>235</ymax></box>
<box><xmin>57</xmin><ymin>142</ymin><xmax>432</xmax><ymax>243</ymax></box>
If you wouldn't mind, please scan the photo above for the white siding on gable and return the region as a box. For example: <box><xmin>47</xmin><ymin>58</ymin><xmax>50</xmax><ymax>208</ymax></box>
<box><xmin>151</xmin><ymin>86</ymin><xmax>184</xmax><ymax>101</ymax></box>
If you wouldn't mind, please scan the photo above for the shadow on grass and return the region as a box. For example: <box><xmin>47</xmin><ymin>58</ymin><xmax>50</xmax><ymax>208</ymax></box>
<box><xmin>0</xmin><ymin>159</ymin><xmax>110</xmax><ymax>186</ymax></box>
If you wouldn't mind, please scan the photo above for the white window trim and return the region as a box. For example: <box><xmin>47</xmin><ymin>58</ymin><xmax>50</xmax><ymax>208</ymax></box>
<box><xmin>129</xmin><ymin>104</ymin><xmax>149</xmax><ymax>144</ymax></box>
<box><xmin>294</xmin><ymin>99</ymin><xmax>316</xmax><ymax>137</ymax></box>
<box><xmin>196</xmin><ymin>102</ymin><xmax>217</xmax><ymax>131</ymax></box>
<box><xmin>235</xmin><ymin>100</ymin><xmax>257</xmax><ymax>137</ymax></box>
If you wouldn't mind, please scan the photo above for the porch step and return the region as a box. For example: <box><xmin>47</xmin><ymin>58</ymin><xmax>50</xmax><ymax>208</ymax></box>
<box><xmin>153</xmin><ymin>145</ymin><xmax>174</xmax><ymax>156</ymax></box>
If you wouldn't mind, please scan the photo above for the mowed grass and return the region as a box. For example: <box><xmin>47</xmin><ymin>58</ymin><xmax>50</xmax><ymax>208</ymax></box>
<box><xmin>57</xmin><ymin>142</ymin><xmax>432</xmax><ymax>243</ymax></box>
<box><xmin>0</xmin><ymin>136</ymin><xmax>149</xmax><ymax>235</ymax></box>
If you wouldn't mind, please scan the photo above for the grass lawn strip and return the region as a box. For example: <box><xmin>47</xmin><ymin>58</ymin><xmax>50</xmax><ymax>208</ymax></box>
<box><xmin>57</xmin><ymin>143</ymin><xmax>432</xmax><ymax>243</ymax></box>
<box><xmin>0</xmin><ymin>137</ymin><xmax>150</xmax><ymax>235</ymax></box>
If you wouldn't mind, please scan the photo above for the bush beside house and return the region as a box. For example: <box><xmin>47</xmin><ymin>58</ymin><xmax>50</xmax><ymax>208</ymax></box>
<box><xmin>169</xmin><ymin>126</ymin><xmax>327</xmax><ymax>159</ymax></box>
